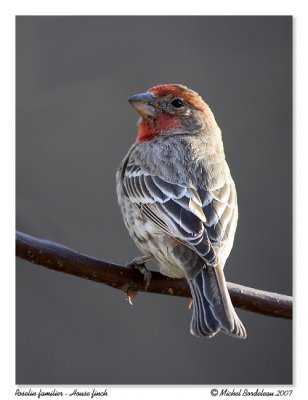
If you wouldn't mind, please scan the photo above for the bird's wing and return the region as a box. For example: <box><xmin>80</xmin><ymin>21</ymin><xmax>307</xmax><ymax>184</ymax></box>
<box><xmin>198</xmin><ymin>182</ymin><xmax>237</xmax><ymax>256</ymax></box>
<box><xmin>122</xmin><ymin>158</ymin><xmax>237</xmax><ymax>267</ymax></box>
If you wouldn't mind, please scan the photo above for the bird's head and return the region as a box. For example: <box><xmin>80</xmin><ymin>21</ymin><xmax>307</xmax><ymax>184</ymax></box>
<box><xmin>128</xmin><ymin>84</ymin><xmax>218</xmax><ymax>143</ymax></box>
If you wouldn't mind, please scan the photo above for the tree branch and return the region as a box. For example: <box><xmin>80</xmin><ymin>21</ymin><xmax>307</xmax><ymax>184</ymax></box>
<box><xmin>16</xmin><ymin>231</ymin><xmax>292</xmax><ymax>319</ymax></box>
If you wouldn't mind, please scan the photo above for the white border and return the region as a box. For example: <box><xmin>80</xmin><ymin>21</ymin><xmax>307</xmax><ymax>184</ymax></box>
<box><xmin>2</xmin><ymin>1</ymin><xmax>307</xmax><ymax>399</ymax></box>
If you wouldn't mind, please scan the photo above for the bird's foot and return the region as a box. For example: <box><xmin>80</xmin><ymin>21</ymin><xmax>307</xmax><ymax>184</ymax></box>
<box><xmin>126</xmin><ymin>255</ymin><xmax>152</xmax><ymax>291</ymax></box>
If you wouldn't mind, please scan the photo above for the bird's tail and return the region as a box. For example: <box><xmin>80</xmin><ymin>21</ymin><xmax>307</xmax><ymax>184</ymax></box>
<box><xmin>188</xmin><ymin>265</ymin><xmax>247</xmax><ymax>339</ymax></box>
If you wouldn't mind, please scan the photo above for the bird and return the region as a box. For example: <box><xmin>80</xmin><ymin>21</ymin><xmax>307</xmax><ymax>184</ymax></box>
<box><xmin>116</xmin><ymin>84</ymin><xmax>246</xmax><ymax>339</ymax></box>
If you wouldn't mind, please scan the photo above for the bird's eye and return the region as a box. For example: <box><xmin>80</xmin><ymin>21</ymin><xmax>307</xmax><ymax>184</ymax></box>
<box><xmin>171</xmin><ymin>98</ymin><xmax>185</xmax><ymax>109</ymax></box>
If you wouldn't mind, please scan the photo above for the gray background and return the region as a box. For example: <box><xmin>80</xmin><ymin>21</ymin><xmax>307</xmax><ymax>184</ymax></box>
<box><xmin>16</xmin><ymin>16</ymin><xmax>292</xmax><ymax>384</ymax></box>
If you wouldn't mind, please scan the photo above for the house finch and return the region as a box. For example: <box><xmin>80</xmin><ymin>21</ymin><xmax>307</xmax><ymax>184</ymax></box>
<box><xmin>116</xmin><ymin>84</ymin><xmax>246</xmax><ymax>338</ymax></box>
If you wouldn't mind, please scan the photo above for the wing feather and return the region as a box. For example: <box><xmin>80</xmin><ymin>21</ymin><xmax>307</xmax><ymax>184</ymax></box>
<box><xmin>121</xmin><ymin>158</ymin><xmax>237</xmax><ymax>266</ymax></box>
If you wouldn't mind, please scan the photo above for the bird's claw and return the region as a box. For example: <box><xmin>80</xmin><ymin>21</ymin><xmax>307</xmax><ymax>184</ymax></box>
<box><xmin>138</xmin><ymin>265</ymin><xmax>152</xmax><ymax>291</ymax></box>
<box><xmin>125</xmin><ymin>255</ymin><xmax>152</xmax><ymax>268</ymax></box>
<box><xmin>126</xmin><ymin>255</ymin><xmax>152</xmax><ymax>291</ymax></box>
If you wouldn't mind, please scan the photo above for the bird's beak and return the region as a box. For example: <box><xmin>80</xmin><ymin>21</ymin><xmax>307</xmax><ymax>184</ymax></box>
<box><xmin>128</xmin><ymin>92</ymin><xmax>158</xmax><ymax>118</ymax></box>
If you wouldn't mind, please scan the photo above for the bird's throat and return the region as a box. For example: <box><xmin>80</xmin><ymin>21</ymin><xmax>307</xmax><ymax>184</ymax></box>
<box><xmin>136</xmin><ymin>118</ymin><xmax>157</xmax><ymax>143</ymax></box>
<box><xmin>136</xmin><ymin>114</ymin><xmax>181</xmax><ymax>143</ymax></box>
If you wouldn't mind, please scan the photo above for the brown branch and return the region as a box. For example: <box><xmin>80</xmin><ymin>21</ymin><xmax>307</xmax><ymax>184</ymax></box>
<box><xmin>16</xmin><ymin>231</ymin><xmax>292</xmax><ymax>319</ymax></box>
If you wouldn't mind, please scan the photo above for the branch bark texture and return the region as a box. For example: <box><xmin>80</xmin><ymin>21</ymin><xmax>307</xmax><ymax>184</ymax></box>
<box><xmin>16</xmin><ymin>231</ymin><xmax>292</xmax><ymax>319</ymax></box>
